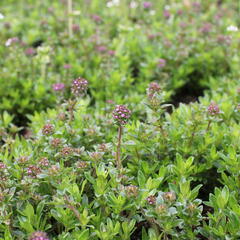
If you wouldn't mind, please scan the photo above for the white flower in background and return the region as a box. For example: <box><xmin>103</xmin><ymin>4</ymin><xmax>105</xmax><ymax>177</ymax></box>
<box><xmin>150</xmin><ymin>10</ymin><xmax>156</xmax><ymax>15</ymax></box>
<box><xmin>164</xmin><ymin>5</ymin><xmax>171</xmax><ymax>10</ymax></box>
<box><xmin>107</xmin><ymin>0</ymin><xmax>120</xmax><ymax>8</ymax></box>
<box><xmin>227</xmin><ymin>25</ymin><xmax>238</xmax><ymax>32</ymax></box>
<box><xmin>0</xmin><ymin>13</ymin><xmax>4</xmax><ymax>19</ymax></box>
<box><xmin>130</xmin><ymin>1</ymin><xmax>138</xmax><ymax>9</ymax></box>
<box><xmin>5</xmin><ymin>39</ymin><xmax>11</xmax><ymax>47</ymax></box>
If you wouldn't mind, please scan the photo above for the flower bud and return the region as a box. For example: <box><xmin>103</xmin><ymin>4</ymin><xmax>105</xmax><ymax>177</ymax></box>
<box><xmin>42</xmin><ymin>124</ymin><xmax>54</xmax><ymax>136</ymax></box>
<box><xmin>71</xmin><ymin>77</ymin><xmax>88</xmax><ymax>96</ymax></box>
<box><xmin>29</xmin><ymin>231</ymin><xmax>50</xmax><ymax>240</ymax></box>
<box><xmin>112</xmin><ymin>105</ymin><xmax>131</xmax><ymax>126</ymax></box>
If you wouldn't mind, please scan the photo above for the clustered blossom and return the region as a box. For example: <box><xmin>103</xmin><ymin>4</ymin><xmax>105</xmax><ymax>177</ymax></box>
<box><xmin>143</xmin><ymin>1</ymin><xmax>152</xmax><ymax>9</ymax></box>
<box><xmin>147</xmin><ymin>195</ymin><xmax>156</xmax><ymax>205</ymax></box>
<box><xmin>112</xmin><ymin>105</ymin><xmax>131</xmax><ymax>126</ymax></box>
<box><xmin>61</xmin><ymin>147</ymin><xmax>73</xmax><ymax>156</ymax></box>
<box><xmin>92</xmin><ymin>15</ymin><xmax>102</xmax><ymax>23</ymax></box>
<box><xmin>207</xmin><ymin>102</ymin><xmax>220</xmax><ymax>116</ymax></box>
<box><xmin>25</xmin><ymin>48</ymin><xmax>36</xmax><ymax>56</ymax></box>
<box><xmin>29</xmin><ymin>231</ymin><xmax>49</xmax><ymax>240</ymax></box>
<box><xmin>39</xmin><ymin>157</ymin><xmax>49</xmax><ymax>167</ymax></box>
<box><xmin>27</xmin><ymin>165</ymin><xmax>41</xmax><ymax>178</ymax></box>
<box><xmin>0</xmin><ymin>162</ymin><xmax>6</xmax><ymax>169</ymax></box>
<box><xmin>42</xmin><ymin>124</ymin><xmax>54</xmax><ymax>136</ymax></box>
<box><xmin>63</xmin><ymin>64</ymin><xmax>71</xmax><ymax>69</ymax></box>
<box><xmin>52</xmin><ymin>83</ymin><xmax>65</xmax><ymax>91</ymax></box>
<box><xmin>157</xmin><ymin>58</ymin><xmax>166</xmax><ymax>68</ymax></box>
<box><xmin>125</xmin><ymin>185</ymin><xmax>138</xmax><ymax>197</ymax></box>
<box><xmin>5</xmin><ymin>37</ymin><xmax>19</xmax><ymax>47</ymax></box>
<box><xmin>71</xmin><ymin>77</ymin><xmax>88</xmax><ymax>96</ymax></box>
<box><xmin>147</xmin><ymin>82</ymin><xmax>161</xmax><ymax>99</ymax></box>
<box><xmin>50</xmin><ymin>138</ymin><xmax>62</xmax><ymax>148</ymax></box>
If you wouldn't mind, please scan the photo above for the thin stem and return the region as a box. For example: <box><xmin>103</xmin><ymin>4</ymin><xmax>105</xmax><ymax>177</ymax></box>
<box><xmin>116</xmin><ymin>125</ymin><xmax>123</xmax><ymax>170</ymax></box>
<box><xmin>206</xmin><ymin>120</ymin><xmax>212</xmax><ymax>131</ymax></box>
<box><xmin>69</xmin><ymin>99</ymin><xmax>77</xmax><ymax>122</ymax></box>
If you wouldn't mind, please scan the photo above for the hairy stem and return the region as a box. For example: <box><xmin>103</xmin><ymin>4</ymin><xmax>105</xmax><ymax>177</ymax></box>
<box><xmin>116</xmin><ymin>125</ymin><xmax>123</xmax><ymax>170</ymax></box>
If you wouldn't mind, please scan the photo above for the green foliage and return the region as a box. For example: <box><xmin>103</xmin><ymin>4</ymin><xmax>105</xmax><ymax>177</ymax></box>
<box><xmin>0</xmin><ymin>0</ymin><xmax>240</xmax><ymax>239</ymax></box>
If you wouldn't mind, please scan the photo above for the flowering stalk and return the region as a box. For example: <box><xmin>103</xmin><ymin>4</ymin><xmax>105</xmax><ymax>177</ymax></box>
<box><xmin>116</xmin><ymin>125</ymin><xmax>123</xmax><ymax>170</ymax></box>
<box><xmin>112</xmin><ymin>105</ymin><xmax>131</xmax><ymax>170</ymax></box>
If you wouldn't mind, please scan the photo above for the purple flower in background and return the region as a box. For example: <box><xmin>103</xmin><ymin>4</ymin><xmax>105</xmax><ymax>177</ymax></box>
<box><xmin>208</xmin><ymin>102</ymin><xmax>220</xmax><ymax>116</ymax></box>
<box><xmin>63</xmin><ymin>64</ymin><xmax>71</xmax><ymax>69</ymax></box>
<box><xmin>29</xmin><ymin>231</ymin><xmax>50</xmax><ymax>240</ymax></box>
<box><xmin>108</xmin><ymin>50</ymin><xmax>115</xmax><ymax>56</ymax></box>
<box><xmin>143</xmin><ymin>1</ymin><xmax>152</xmax><ymax>9</ymax></box>
<box><xmin>25</xmin><ymin>48</ymin><xmax>36</xmax><ymax>56</ymax></box>
<box><xmin>71</xmin><ymin>77</ymin><xmax>88</xmax><ymax>96</ymax></box>
<box><xmin>112</xmin><ymin>105</ymin><xmax>131</xmax><ymax>126</ymax></box>
<box><xmin>52</xmin><ymin>83</ymin><xmax>65</xmax><ymax>91</ymax></box>
<box><xmin>96</xmin><ymin>45</ymin><xmax>107</xmax><ymax>53</ymax></box>
<box><xmin>5</xmin><ymin>37</ymin><xmax>19</xmax><ymax>47</ymax></box>
<box><xmin>92</xmin><ymin>14</ymin><xmax>102</xmax><ymax>23</ymax></box>
<box><xmin>163</xmin><ymin>10</ymin><xmax>170</xmax><ymax>19</ymax></box>
<box><xmin>157</xmin><ymin>58</ymin><xmax>166</xmax><ymax>68</ymax></box>
<box><xmin>72</xmin><ymin>24</ymin><xmax>80</xmax><ymax>32</ymax></box>
<box><xmin>147</xmin><ymin>82</ymin><xmax>161</xmax><ymax>99</ymax></box>
<box><xmin>200</xmin><ymin>23</ymin><xmax>212</xmax><ymax>33</ymax></box>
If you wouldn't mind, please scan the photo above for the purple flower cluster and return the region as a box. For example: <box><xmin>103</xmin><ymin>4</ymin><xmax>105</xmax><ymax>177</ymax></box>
<box><xmin>147</xmin><ymin>195</ymin><xmax>156</xmax><ymax>205</ymax></box>
<box><xmin>208</xmin><ymin>102</ymin><xmax>220</xmax><ymax>115</ymax></box>
<box><xmin>42</xmin><ymin>124</ymin><xmax>54</xmax><ymax>136</ymax></box>
<box><xmin>112</xmin><ymin>105</ymin><xmax>131</xmax><ymax>126</ymax></box>
<box><xmin>0</xmin><ymin>162</ymin><xmax>6</xmax><ymax>169</ymax></box>
<box><xmin>52</xmin><ymin>83</ymin><xmax>65</xmax><ymax>91</ymax></box>
<box><xmin>27</xmin><ymin>165</ymin><xmax>41</xmax><ymax>178</ymax></box>
<box><xmin>147</xmin><ymin>82</ymin><xmax>161</xmax><ymax>99</ymax></box>
<box><xmin>157</xmin><ymin>58</ymin><xmax>166</xmax><ymax>68</ymax></box>
<box><xmin>143</xmin><ymin>1</ymin><xmax>152</xmax><ymax>9</ymax></box>
<box><xmin>39</xmin><ymin>157</ymin><xmax>49</xmax><ymax>167</ymax></box>
<box><xmin>29</xmin><ymin>231</ymin><xmax>49</xmax><ymax>240</ymax></box>
<box><xmin>71</xmin><ymin>77</ymin><xmax>88</xmax><ymax>96</ymax></box>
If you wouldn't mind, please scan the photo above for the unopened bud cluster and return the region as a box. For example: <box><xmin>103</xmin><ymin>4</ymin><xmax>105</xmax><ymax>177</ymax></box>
<box><xmin>112</xmin><ymin>105</ymin><xmax>131</xmax><ymax>126</ymax></box>
<box><xmin>207</xmin><ymin>102</ymin><xmax>220</xmax><ymax>116</ymax></box>
<box><xmin>29</xmin><ymin>231</ymin><xmax>49</xmax><ymax>240</ymax></box>
<box><xmin>42</xmin><ymin>124</ymin><xmax>54</xmax><ymax>136</ymax></box>
<box><xmin>71</xmin><ymin>77</ymin><xmax>88</xmax><ymax>96</ymax></box>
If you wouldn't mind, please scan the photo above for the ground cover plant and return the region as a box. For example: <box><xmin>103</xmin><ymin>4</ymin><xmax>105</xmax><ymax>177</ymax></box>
<box><xmin>0</xmin><ymin>0</ymin><xmax>240</xmax><ymax>239</ymax></box>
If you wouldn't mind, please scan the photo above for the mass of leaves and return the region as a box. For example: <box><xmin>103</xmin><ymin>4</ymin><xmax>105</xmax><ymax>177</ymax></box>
<box><xmin>0</xmin><ymin>0</ymin><xmax>240</xmax><ymax>239</ymax></box>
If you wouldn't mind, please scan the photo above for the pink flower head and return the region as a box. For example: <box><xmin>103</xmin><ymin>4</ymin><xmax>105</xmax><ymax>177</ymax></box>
<box><xmin>0</xmin><ymin>162</ymin><xmax>6</xmax><ymax>169</ymax></box>
<box><xmin>96</xmin><ymin>45</ymin><xmax>107</xmax><ymax>53</ymax></box>
<box><xmin>29</xmin><ymin>231</ymin><xmax>50</xmax><ymax>240</ymax></box>
<box><xmin>52</xmin><ymin>83</ymin><xmax>65</xmax><ymax>91</ymax></box>
<box><xmin>5</xmin><ymin>37</ymin><xmax>19</xmax><ymax>47</ymax></box>
<box><xmin>92</xmin><ymin>15</ymin><xmax>102</xmax><ymax>23</ymax></box>
<box><xmin>112</xmin><ymin>105</ymin><xmax>131</xmax><ymax>126</ymax></box>
<box><xmin>147</xmin><ymin>82</ymin><xmax>161</xmax><ymax>99</ymax></box>
<box><xmin>207</xmin><ymin>102</ymin><xmax>220</xmax><ymax>116</ymax></box>
<box><xmin>71</xmin><ymin>77</ymin><xmax>88</xmax><ymax>96</ymax></box>
<box><xmin>163</xmin><ymin>10</ymin><xmax>170</xmax><ymax>19</ymax></box>
<box><xmin>157</xmin><ymin>58</ymin><xmax>166</xmax><ymax>68</ymax></box>
<box><xmin>64</xmin><ymin>64</ymin><xmax>71</xmax><ymax>69</ymax></box>
<box><xmin>25</xmin><ymin>48</ymin><xmax>36</xmax><ymax>56</ymax></box>
<box><xmin>108</xmin><ymin>50</ymin><xmax>115</xmax><ymax>56</ymax></box>
<box><xmin>200</xmin><ymin>23</ymin><xmax>212</xmax><ymax>33</ymax></box>
<box><xmin>72</xmin><ymin>24</ymin><xmax>80</xmax><ymax>32</ymax></box>
<box><xmin>143</xmin><ymin>1</ymin><xmax>152</xmax><ymax>9</ymax></box>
